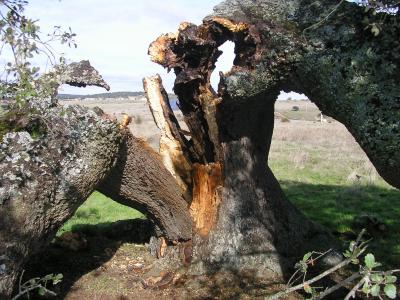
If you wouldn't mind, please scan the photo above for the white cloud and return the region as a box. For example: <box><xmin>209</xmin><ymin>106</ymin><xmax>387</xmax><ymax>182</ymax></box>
<box><xmin>277</xmin><ymin>91</ymin><xmax>308</xmax><ymax>100</ymax></box>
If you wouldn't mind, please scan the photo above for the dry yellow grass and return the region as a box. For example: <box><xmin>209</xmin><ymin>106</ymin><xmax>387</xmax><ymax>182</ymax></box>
<box><xmin>270</xmin><ymin>120</ymin><xmax>380</xmax><ymax>185</ymax></box>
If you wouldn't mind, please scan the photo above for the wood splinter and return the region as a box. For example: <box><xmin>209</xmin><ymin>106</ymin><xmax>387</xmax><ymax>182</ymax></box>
<box><xmin>143</xmin><ymin>75</ymin><xmax>193</xmax><ymax>191</ymax></box>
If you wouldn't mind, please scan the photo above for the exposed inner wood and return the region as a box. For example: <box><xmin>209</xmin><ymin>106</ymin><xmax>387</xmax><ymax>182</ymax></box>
<box><xmin>143</xmin><ymin>75</ymin><xmax>193</xmax><ymax>192</ymax></box>
<box><xmin>147</xmin><ymin>33</ymin><xmax>178</xmax><ymax>69</ymax></box>
<box><xmin>157</xmin><ymin>237</ymin><xmax>168</xmax><ymax>258</ymax></box>
<box><xmin>211</xmin><ymin>17</ymin><xmax>249</xmax><ymax>33</ymax></box>
<box><xmin>189</xmin><ymin>163</ymin><xmax>223</xmax><ymax>237</ymax></box>
<box><xmin>119</xmin><ymin>113</ymin><xmax>132</xmax><ymax>128</ymax></box>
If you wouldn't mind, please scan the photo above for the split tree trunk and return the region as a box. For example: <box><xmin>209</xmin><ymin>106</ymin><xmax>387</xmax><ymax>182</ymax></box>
<box><xmin>144</xmin><ymin>75</ymin><xmax>329</xmax><ymax>279</ymax></box>
<box><xmin>146</xmin><ymin>21</ymin><xmax>321</xmax><ymax>278</ymax></box>
<box><xmin>142</xmin><ymin>75</ymin><xmax>193</xmax><ymax>195</ymax></box>
<box><xmin>148</xmin><ymin>0</ymin><xmax>399</xmax><ymax>278</ymax></box>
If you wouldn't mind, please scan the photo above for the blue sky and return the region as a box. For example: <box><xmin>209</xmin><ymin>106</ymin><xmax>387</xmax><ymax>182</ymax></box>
<box><xmin>16</xmin><ymin>0</ymin><xmax>304</xmax><ymax>99</ymax></box>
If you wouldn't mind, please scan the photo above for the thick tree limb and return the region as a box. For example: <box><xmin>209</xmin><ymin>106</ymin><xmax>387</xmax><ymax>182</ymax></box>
<box><xmin>0</xmin><ymin>102</ymin><xmax>121</xmax><ymax>298</ymax></box>
<box><xmin>98</xmin><ymin>133</ymin><xmax>192</xmax><ymax>242</ymax></box>
<box><xmin>0</xmin><ymin>61</ymin><xmax>192</xmax><ymax>298</ymax></box>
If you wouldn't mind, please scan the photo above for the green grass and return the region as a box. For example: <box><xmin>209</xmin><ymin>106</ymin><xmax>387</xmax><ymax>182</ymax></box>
<box><xmin>276</xmin><ymin>110</ymin><xmax>319</xmax><ymax>121</ymax></box>
<box><xmin>269</xmin><ymin>139</ymin><xmax>400</xmax><ymax>268</ymax></box>
<box><xmin>59</xmin><ymin>121</ymin><xmax>400</xmax><ymax>268</ymax></box>
<box><xmin>58</xmin><ymin>191</ymin><xmax>145</xmax><ymax>235</ymax></box>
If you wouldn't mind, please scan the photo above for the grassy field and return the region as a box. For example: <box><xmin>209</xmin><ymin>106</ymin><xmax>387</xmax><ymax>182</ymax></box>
<box><xmin>60</xmin><ymin>100</ymin><xmax>400</xmax><ymax>268</ymax></box>
<box><xmin>270</xmin><ymin>120</ymin><xmax>400</xmax><ymax>267</ymax></box>
<box><xmin>59</xmin><ymin>191</ymin><xmax>144</xmax><ymax>235</ymax></box>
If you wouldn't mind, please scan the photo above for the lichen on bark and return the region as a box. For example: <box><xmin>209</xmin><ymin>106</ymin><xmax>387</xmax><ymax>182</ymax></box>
<box><xmin>211</xmin><ymin>0</ymin><xmax>400</xmax><ymax>188</ymax></box>
<box><xmin>0</xmin><ymin>61</ymin><xmax>192</xmax><ymax>298</ymax></box>
<box><xmin>148</xmin><ymin>0</ymin><xmax>399</xmax><ymax>283</ymax></box>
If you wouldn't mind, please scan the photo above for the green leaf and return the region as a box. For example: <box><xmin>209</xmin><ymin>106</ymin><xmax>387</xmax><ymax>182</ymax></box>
<box><xmin>371</xmin><ymin>274</ymin><xmax>383</xmax><ymax>283</ymax></box>
<box><xmin>43</xmin><ymin>273</ymin><xmax>54</xmax><ymax>281</ymax></box>
<box><xmin>349</xmin><ymin>241</ymin><xmax>356</xmax><ymax>252</ymax></box>
<box><xmin>54</xmin><ymin>273</ymin><xmax>63</xmax><ymax>285</ymax></box>
<box><xmin>304</xmin><ymin>284</ymin><xmax>312</xmax><ymax>294</ymax></box>
<box><xmin>343</xmin><ymin>250</ymin><xmax>352</xmax><ymax>258</ymax></box>
<box><xmin>385</xmin><ymin>275</ymin><xmax>397</xmax><ymax>284</ymax></box>
<box><xmin>38</xmin><ymin>286</ymin><xmax>46</xmax><ymax>296</ymax></box>
<box><xmin>364</xmin><ymin>253</ymin><xmax>375</xmax><ymax>269</ymax></box>
<box><xmin>362</xmin><ymin>281</ymin><xmax>370</xmax><ymax>294</ymax></box>
<box><xmin>303</xmin><ymin>252</ymin><xmax>312</xmax><ymax>262</ymax></box>
<box><xmin>370</xmin><ymin>284</ymin><xmax>380</xmax><ymax>297</ymax></box>
<box><xmin>384</xmin><ymin>284</ymin><xmax>397</xmax><ymax>299</ymax></box>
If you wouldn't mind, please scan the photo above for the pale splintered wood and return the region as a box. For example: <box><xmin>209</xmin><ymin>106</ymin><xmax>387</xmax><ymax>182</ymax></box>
<box><xmin>143</xmin><ymin>75</ymin><xmax>192</xmax><ymax>191</ymax></box>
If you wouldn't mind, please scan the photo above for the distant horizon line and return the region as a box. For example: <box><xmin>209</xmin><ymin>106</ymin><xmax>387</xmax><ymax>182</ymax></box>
<box><xmin>58</xmin><ymin>91</ymin><xmax>310</xmax><ymax>101</ymax></box>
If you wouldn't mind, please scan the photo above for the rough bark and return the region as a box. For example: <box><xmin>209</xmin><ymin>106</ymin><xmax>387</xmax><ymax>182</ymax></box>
<box><xmin>208</xmin><ymin>0</ymin><xmax>400</xmax><ymax>189</ymax></box>
<box><xmin>98</xmin><ymin>133</ymin><xmax>192</xmax><ymax>242</ymax></box>
<box><xmin>0</xmin><ymin>102</ymin><xmax>121</xmax><ymax>299</ymax></box>
<box><xmin>0</xmin><ymin>62</ymin><xmax>191</xmax><ymax>298</ymax></box>
<box><xmin>148</xmin><ymin>0</ymin><xmax>399</xmax><ymax>278</ymax></box>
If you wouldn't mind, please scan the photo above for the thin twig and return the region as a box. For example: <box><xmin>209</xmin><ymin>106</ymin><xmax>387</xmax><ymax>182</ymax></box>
<box><xmin>302</xmin><ymin>0</ymin><xmax>346</xmax><ymax>39</ymax></box>
<box><xmin>267</xmin><ymin>231</ymin><xmax>367</xmax><ymax>300</ymax></box>
<box><xmin>287</xmin><ymin>268</ymin><xmax>301</xmax><ymax>286</ymax></box>
<box><xmin>314</xmin><ymin>249</ymin><xmax>333</xmax><ymax>262</ymax></box>
<box><xmin>316</xmin><ymin>272</ymin><xmax>361</xmax><ymax>299</ymax></box>
<box><xmin>266</xmin><ymin>258</ymin><xmax>353</xmax><ymax>300</ymax></box>
<box><xmin>344</xmin><ymin>276</ymin><xmax>366</xmax><ymax>300</ymax></box>
<box><xmin>18</xmin><ymin>269</ymin><xmax>24</xmax><ymax>294</ymax></box>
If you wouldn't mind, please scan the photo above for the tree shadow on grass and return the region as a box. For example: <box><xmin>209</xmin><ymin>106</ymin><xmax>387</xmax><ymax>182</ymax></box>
<box><xmin>21</xmin><ymin>219</ymin><xmax>154</xmax><ymax>299</ymax></box>
<box><xmin>280</xmin><ymin>180</ymin><xmax>400</xmax><ymax>268</ymax></box>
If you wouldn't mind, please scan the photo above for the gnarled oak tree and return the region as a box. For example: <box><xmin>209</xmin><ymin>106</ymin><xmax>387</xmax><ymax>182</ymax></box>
<box><xmin>1</xmin><ymin>0</ymin><xmax>399</xmax><ymax>297</ymax></box>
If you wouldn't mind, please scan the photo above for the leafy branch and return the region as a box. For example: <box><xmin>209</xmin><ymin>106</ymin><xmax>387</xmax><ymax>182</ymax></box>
<box><xmin>0</xmin><ymin>0</ymin><xmax>77</xmax><ymax>104</ymax></box>
<box><xmin>267</xmin><ymin>230</ymin><xmax>399</xmax><ymax>300</ymax></box>
<box><xmin>11</xmin><ymin>270</ymin><xmax>63</xmax><ymax>300</ymax></box>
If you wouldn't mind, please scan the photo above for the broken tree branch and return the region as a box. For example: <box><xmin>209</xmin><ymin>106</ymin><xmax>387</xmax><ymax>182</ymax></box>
<box><xmin>143</xmin><ymin>75</ymin><xmax>193</xmax><ymax>193</ymax></box>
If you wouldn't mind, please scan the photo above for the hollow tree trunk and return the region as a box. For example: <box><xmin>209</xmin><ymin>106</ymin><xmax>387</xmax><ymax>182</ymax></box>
<box><xmin>148</xmin><ymin>0</ymin><xmax>399</xmax><ymax>278</ymax></box>
<box><xmin>0</xmin><ymin>62</ymin><xmax>191</xmax><ymax>298</ymax></box>
<box><xmin>148</xmin><ymin>33</ymin><xmax>325</xmax><ymax>279</ymax></box>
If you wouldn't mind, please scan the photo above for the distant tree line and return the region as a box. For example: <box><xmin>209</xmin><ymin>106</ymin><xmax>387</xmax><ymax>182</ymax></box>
<box><xmin>58</xmin><ymin>91</ymin><xmax>177</xmax><ymax>100</ymax></box>
<box><xmin>58</xmin><ymin>91</ymin><xmax>145</xmax><ymax>100</ymax></box>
